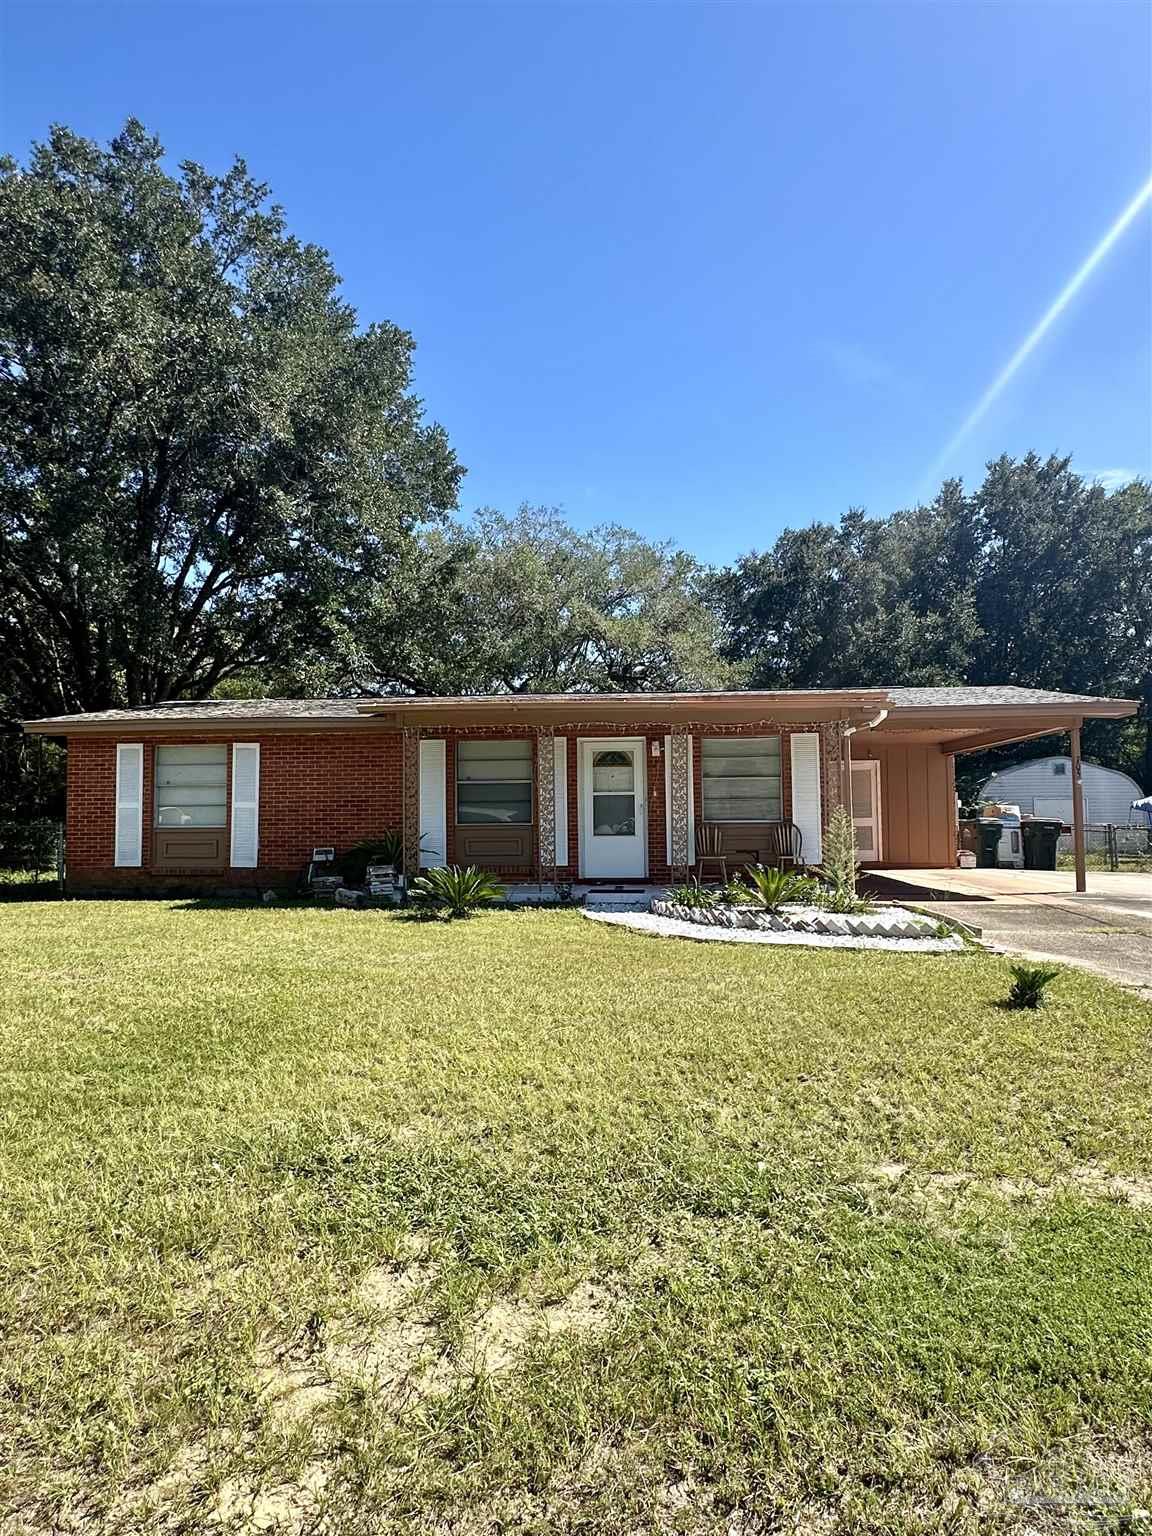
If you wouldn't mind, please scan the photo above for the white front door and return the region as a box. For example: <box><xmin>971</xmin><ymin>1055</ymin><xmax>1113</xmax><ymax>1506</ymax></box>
<box><xmin>579</xmin><ymin>738</ymin><xmax>648</xmax><ymax>879</ymax></box>
<box><xmin>850</xmin><ymin>760</ymin><xmax>883</xmax><ymax>864</ymax></box>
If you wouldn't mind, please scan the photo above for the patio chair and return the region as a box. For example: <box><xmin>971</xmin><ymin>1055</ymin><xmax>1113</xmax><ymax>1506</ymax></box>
<box><xmin>694</xmin><ymin>823</ymin><xmax>728</xmax><ymax>885</ymax></box>
<box><xmin>764</xmin><ymin>821</ymin><xmax>804</xmax><ymax>870</ymax></box>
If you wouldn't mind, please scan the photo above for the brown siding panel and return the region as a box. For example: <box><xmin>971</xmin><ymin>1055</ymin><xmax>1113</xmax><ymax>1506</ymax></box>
<box><xmin>852</xmin><ymin>740</ymin><xmax>956</xmax><ymax>868</ymax></box>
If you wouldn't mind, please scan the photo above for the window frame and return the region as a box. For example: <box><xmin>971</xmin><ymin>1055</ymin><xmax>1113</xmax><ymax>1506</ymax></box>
<box><xmin>699</xmin><ymin>735</ymin><xmax>783</xmax><ymax>824</ymax></box>
<box><xmin>454</xmin><ymin>738</ymin><xmax>534</xmax><ymax>827</ymax></box>
<box><xmin>152</xmin><ymin>743</ymin><xmax>230</xmax><ymax>830</ymax></box>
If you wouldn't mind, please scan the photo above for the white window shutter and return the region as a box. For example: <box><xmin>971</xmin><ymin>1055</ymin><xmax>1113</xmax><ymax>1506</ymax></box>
<box><xmin>114</xmin><ymin>743</ymin><xmax>144</xmax><ymax>867</ymax></box>
<box><xmin>230</xmin><ymin>743</ymin><xmax>261</xmax><ymax>868</ymax></box>
<box><xmin>663</xmin><ymin>734</ymin><xmax>696</xmax><ymax>864</ymax></box>
<box><xmin>789</xmin><ymin>733</ymin><xmax>822</xmax><ymax>866</ymax></box>
<box><xmin>418</xmin><ymin>740</ymin><xmax>446</xmax><ymax>867</ymax></box>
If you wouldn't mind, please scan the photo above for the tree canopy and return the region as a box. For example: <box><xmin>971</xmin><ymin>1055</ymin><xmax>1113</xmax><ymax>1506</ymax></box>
<box><xmin>713</xmin><ymin>455</ymin><xmax>1152</xmax><ymax>790</ymax></box>
<box><xmin>0</xmin><ymin>120</ymin><xmax>462</xmax><ymax>721</ymax></box>
<box><xmin>331</xmin><ymin>506</ymin><xmax>732</xmax><ymax>696</ymax></box>
<box><xmin>1</xmin><ymin>120</ymin><xmax>1148</xmax><ymax>824</ymax></box>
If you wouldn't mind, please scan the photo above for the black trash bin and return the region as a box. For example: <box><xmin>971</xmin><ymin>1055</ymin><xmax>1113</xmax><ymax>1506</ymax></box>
<box><xmin>1021</xmin><ymin>818</ymin><xmax>1063</xmax><ymax>871</ymax></box>
<box><xmin>971</xmin><ymin>817</ymin><xmax>1003</xmax><ymax>868</ymax></box>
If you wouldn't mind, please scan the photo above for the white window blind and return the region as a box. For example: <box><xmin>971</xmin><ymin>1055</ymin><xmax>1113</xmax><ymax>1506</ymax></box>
<box><xmin>700</xmin><ymin>737</ymin><xmax>782</xmax><ymax>822</ymax></box>
<box><xmin>456</xmin><ymin>739</ymin><xmax>532</xmax><ymax>825</ymax></box>
<box><xmin>155</xmin><ymin>745</ymin><xmax>228</xmax><ymax>828</ymax></box>
<box><xmin>419</xmin><ymin>740</ymin><xmax>447</xmax><ymax>866</ymax></box>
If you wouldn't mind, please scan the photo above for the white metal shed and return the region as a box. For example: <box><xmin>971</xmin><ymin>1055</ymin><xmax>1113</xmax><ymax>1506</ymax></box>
<box><xmin>979</xmin><ymin>755</ymin><xmax>1145</xmax><ymax>825</ymax></box>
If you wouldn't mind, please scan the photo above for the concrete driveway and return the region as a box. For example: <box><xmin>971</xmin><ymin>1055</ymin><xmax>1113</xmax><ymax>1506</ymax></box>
<box><xmin>871</xmin><ymin>868</ymin><xmax>1152</xmax><ymax>1001</ymax></box>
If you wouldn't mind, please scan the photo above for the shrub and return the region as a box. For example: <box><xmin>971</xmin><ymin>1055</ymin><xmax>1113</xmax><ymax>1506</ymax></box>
<box><xmin>818</xmin><ymin>807</ymin><xmax>871</xmax><ymax>913</ymax></box>
<box><xmin>0</xmin><ymin>818</ymin><xmax>59</xmax><ymax>872</ymax></box>
<box><xmin>337</xmin><ymin>832</ymin><xmax>405</xmax><ymax>884</ymax></box>
<box><xmin>339</xmin><ymin>831</ymin><xmax>433</xmax><ymax>884</ymax></box>
<box><xmin>667</xmin><ymin>881</ymin><xmax>719</xmax><ymax>909</ymax></box>
<box><xmin>738</xmin><ymin>864</ymin><xmax>811</xmax><ymax>912</ymax></box>
<box><xmin>409</xmin><ymin>865</ymin><xmax>506</xmax><ymax>918</ymax></box>
<box><xmin>775</xmin><ymin>873</ymin><xmax>826</xmax><ymax>907</ymax></box>
<box><xmin>1003</xmin><ymin>963</ymin><xmax>1062</xmax><ymax>1010</ymax></box>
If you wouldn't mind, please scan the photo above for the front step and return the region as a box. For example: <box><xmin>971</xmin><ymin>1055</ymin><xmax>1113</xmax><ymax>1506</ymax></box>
<box><xmin>583</xmin><ymin>887</ymin><xmax>664</xmax><ymax>913</ymax></box>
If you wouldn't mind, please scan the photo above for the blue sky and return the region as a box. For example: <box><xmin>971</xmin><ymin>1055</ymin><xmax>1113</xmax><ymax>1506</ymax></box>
<box><xmin>3</xmin><ymin>0</ymin><xmax>1150</xmax><ymax>563</ymax></box>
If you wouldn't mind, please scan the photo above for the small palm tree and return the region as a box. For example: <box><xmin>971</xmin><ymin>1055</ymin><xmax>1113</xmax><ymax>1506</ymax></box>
<box><xmin>1003</xmin><ymin>963</ymin><xmax>1062</xmax><ymax>1010</ymax></box>
<box><xmin>739</xmin><ymin>864</ymin><xmax>809</xmax><ymax>912</ymax></box>
<box><xmin>409</xmin><ymin>865</ymin><xmax>505</xmax><ymax>918</ymax></box>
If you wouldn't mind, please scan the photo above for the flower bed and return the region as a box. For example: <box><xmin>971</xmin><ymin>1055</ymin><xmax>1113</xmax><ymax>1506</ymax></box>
<box><xmin>650</xmin><ymin>899</ymin><xmax>943</xmax><ymax>941</ymax></box>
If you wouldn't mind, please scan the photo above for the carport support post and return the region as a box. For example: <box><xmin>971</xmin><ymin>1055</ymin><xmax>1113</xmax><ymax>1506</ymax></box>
<box><xmin>1069</xmin><ymin>723</ymin><xmax>1087</xmax><ymax>893</ymax></box>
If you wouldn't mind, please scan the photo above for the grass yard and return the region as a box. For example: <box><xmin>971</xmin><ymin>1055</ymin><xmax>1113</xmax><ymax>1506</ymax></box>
<box><xmin>2</xmin><ymin>902</ymin><xmax>1152</xmax><ymax>1536</ymax></box>
<box><xmin>1057</xmin><ymin>852</ymin><xmax>1152</xmax><ymax>875</ymax></box>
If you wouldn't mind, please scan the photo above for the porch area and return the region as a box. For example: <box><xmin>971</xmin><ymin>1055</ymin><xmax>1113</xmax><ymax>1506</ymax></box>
<box><xmin>397</xmin><ymin>714</ymin><xmax>856</xmax><ymax>887</ymax></box>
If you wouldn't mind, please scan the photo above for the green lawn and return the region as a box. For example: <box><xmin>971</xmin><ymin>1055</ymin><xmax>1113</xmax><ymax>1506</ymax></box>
<box><xmin>2</xmin><ymin>902</ymin><xmax>1151</xmax><ymax>1535</ymax></box>
<box><xmin>1056</xmin><ymin>851</ymin><xmax>1152</xmax><ymax>874</ymax></box>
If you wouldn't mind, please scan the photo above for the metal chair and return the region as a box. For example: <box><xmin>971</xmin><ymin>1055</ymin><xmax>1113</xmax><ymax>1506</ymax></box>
<box><xmin>694</xmin><ymin>823</ymin><xmax>728</xmax><ymax>884</ymax></box>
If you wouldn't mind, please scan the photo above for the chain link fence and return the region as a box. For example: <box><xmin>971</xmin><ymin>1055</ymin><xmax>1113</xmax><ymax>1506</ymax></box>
<box><xmin>0</xmin><ymin>818</ymin><xmax>65</xmax><ymax>896</ymax></box>
<box><xmin>1056</xmin><ymin>823</ymin><xmax>1152</xmax><ymax>870</ymax></box>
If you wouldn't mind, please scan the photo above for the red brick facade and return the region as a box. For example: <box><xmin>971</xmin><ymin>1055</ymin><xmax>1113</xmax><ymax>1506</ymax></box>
<box><xmin>66</xmin><ymin>730</ymin><xmax>401</xmax><ymax>892</ymax></box>
<box><xmin>63</xmin><ymin>720</ymin><xmax>835</xmax><ymax>893</ymax></box>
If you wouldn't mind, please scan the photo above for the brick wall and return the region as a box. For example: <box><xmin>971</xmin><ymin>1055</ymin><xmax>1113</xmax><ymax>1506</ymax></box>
<box><xmin>63</xmin><ymin>719</ymin><xmax>834</xmax><ymax>892</ymax></box>
<box><xmin>65</xmin><ymin>730</ymin><xmax>402</xmax><ymax>892</ymax></box>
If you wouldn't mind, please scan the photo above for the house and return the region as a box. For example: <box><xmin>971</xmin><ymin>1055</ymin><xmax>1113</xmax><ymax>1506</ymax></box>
<box><xmin>22</xmin><ymin>686</ymin><xmax>1138</xmax><ymax>895</ymax></box>
<box><xmin>978</xmin><ymin>755</ymin><xmax>1145</xmax><ymax>827</ymax></box>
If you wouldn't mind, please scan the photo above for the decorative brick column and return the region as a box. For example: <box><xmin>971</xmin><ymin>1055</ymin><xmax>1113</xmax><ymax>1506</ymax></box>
<box><xmin>401</xmin><ymin>729</ymin><xmax>421</xmax><ymax>878</ymax></box>
<box><xmin>668</xmin><ymin>725</ymin><xmax>692</xmax><ymax>883</ymax></box>
<box><xmin>820</xmin><ymin>721</ymin><xmax>849</xmax><ymax>815</ymax></box>
<box><xmin>535</xmin><ymin>724</ymin><xmax>556</xmax><ymax>887</ymax></box>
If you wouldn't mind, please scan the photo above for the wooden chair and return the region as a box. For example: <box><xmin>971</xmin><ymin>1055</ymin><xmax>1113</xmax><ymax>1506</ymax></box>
<box><xmin>694</xmin><ymin>823</ymin><xmax>728</xmax><ymax>884</ymax></box>
<box><xmin>764</xmin><ymin>821</ymin><xmax>804</xmax><ymax>870</ymax></box>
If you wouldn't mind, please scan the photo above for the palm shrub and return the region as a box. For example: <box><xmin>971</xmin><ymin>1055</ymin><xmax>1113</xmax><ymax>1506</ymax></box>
<box><xmin>338</xmin><ymin>831</ymin><xmax>436</xmax><ymax>884</ymax></box>
<box><xmin>739</xmin><ymin>864</ymin><xmax>810</xmax><ymax>912</ymax></box>
<box><xmin>409</xmin><ymin>865</ymin><xmax>505</xmax><ymax>918</ymax></box>
<box><xmin>338</xmin><ymin>831</ymin><xmax>405</xmax><ymax>884</ymax></box>
<box><xmin>818</xmin><ymin>806</ymin><xmax>870</xmax><ymax>913</ymax></box>
<box><xmin>1003</xmin><ymin>963</ymin><xmax>1062</xmax><ymax>1010</ymax></box>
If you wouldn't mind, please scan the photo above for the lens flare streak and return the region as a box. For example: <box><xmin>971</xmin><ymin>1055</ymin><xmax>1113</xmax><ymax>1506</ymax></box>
<box><xmin>924</xmin><ymin>173</ymin><xmax>1152</xmax><ymax>488</ymax></box>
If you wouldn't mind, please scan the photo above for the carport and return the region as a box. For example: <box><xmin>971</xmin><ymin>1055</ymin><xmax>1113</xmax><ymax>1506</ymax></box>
<box><xmin>869</xmin><ymin>687</ymin><xmax>1141</xmax><ymax>892</ymax></box>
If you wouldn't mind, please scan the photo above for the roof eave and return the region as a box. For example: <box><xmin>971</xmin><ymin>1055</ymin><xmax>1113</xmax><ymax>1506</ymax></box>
<box><xmin>878</xmin><ymin>700</ymin><xmax>1139</xmax><ymax>729</ymax></box>
<box><xmin>21</xmin><ymin>714</ymin><xmax>372</xmax><ymax>736</ymax></box>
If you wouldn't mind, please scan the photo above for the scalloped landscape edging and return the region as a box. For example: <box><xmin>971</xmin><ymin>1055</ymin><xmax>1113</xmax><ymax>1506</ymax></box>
<box><xmin>650</xmin><ymin>900</ymin><xmax>942</xmax><ymax>940</ymax></box>
<box><xmin>583</xmin><ymin>907</ymin><xmax>965</xmax><ymax>952</ymax></box>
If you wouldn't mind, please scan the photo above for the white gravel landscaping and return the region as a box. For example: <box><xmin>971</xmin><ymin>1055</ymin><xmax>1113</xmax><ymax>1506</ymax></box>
<box><xmin>650</xmin><ymin>898</ymin><xmax>944</xmax><ymax>939</ymax></box>
<box><xmin>583</xmin><ymin>906</ymin><xmax>966</xmax><ymax>952</ymax></box>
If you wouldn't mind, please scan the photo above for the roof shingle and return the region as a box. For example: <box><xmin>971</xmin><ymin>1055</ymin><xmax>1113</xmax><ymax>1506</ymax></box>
<box><xmin>22</xmin><ymin>684</ymin><xmax>1136</xmax><ymax>730</ymax></box>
